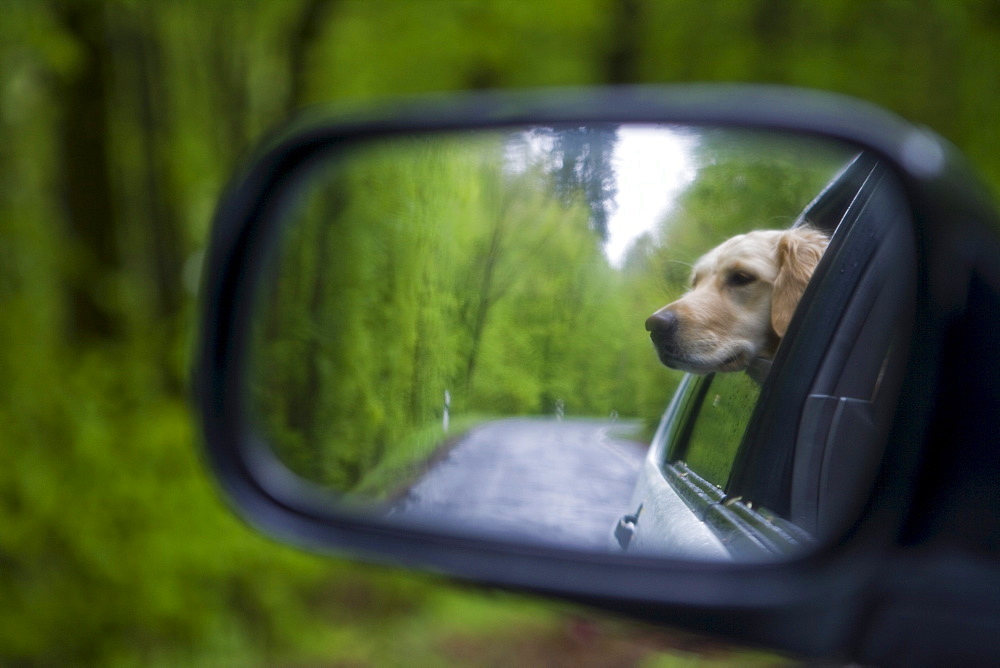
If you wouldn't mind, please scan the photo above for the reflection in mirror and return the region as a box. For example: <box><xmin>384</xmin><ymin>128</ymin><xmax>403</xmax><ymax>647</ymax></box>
<box><xmin>247</xmin><ymin>124</ymin><xmax>866</xmax><ymax>560</ymax></box>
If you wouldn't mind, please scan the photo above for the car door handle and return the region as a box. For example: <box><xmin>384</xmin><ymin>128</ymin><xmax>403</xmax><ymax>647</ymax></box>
<box><xmin>614</xmin><ymin>505</ymin><xmax>643</xmax><ymax>550</ymax></box>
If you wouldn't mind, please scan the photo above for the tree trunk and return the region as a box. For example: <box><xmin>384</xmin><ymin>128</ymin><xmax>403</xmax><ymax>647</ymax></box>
<box><xmin>287</xmin><ymin>0</ymin><xmax>339</xmax><ymax>112</ymax></box>
<box><xmin>55</xmin><ymin>2</ymin><xmax>121</xmax><ymax>342</ymax></box>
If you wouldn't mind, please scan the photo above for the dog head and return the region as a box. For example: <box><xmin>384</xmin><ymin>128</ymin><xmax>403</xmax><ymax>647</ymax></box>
<box><xmin>645</xmin><ymin>226</ymin><xmax>829</xmax><ymax>374</ymax></box>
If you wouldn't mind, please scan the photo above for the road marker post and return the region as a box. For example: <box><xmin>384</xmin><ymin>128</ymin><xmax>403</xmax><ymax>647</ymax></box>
<box><xmin>443</xmin><ymin>389</ymin><xmax>451</xmax><ymax>433</ymax></box>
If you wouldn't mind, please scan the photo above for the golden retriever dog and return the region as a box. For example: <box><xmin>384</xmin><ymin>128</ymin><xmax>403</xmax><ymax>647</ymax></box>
<box><xmin>645</xmin><ymin>226</ymin><xmax>829</xmax><ymax>374</ymax></box>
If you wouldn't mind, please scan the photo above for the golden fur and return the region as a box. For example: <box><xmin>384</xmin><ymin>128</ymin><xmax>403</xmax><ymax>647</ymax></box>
<box><xmin>645</xmin><ymin>226</ymin><xmax>829</xmax><ymax>374</ymax></box>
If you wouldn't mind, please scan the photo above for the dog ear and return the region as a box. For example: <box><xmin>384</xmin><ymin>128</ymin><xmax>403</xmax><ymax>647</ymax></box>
<box><xmin>771</xmin><ymin>227</ymin><xmax>829</xmax><ymax>337</ymax></box>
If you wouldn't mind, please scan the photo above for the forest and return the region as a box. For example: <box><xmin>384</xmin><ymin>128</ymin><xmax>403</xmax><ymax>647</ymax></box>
<box><xmin>249</xmin><ymin>126</ymin><xmax>847</xmax><ymax>498</ymax></box>
<box><xmin>3</xmin><ymin>1</ymin><xmax>1000</xmax><ymax>664</ymax></box>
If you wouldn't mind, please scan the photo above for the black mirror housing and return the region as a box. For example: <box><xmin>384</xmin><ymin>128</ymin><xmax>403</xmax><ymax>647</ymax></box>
<box><xmin>196</xmin><ymin>85</ymin><xmax>1000</xmax><ymax>664</ymax></box>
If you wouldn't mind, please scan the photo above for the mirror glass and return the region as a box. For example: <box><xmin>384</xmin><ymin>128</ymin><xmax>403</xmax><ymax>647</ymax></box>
<box><xmin>246</xmin><ymin>124</ymin><xmax>883</xmax><ymax>561</ymax></box>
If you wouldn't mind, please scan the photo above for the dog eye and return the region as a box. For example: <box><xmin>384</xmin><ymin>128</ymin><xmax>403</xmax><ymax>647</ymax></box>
<box><xmin>728</xmin><ymin>271</ymin><xmax>756</xmax><ymax>287</ymax></box>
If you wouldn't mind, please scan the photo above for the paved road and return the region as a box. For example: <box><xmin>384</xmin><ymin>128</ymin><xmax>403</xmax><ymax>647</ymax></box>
<box><xmin>391</xmin><ymin>417</ymin><xmax>647</xmax><ymax>550</ymax></box>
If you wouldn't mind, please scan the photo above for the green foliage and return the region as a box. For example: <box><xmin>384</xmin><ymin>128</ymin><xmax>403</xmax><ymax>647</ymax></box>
<box><xmin>251</xmin><ymin>134</ymin><xmax>647</xmax><ymax>493</ymax></box>
<box><xmin>3</xmin><ymin>0</ymin><xmax>1000</xmax><ymax>664</ymax></box>
<box><xmin>0</xmin><ymin>315</ymin><xmax>332</xmax><ymax>663</ymax></box>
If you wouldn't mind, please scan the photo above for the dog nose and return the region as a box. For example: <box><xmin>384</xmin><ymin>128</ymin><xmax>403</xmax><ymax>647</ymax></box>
<box><xmin>645</xmin><ymin>310</ymin><xmax>678</xmax><ymax>335</ymax></box>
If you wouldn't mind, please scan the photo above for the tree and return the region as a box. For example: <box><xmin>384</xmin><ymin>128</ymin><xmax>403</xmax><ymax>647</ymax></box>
<box><xmin>545</xmin><ymin>125</ymin><xmax>620</xmax><ymax>241</ymax></box>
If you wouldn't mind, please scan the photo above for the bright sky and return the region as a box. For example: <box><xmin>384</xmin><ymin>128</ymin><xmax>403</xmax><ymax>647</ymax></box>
<box><xmin>603</xmin><ymin>126</ymin><xmax>697</xmax><ymax>266</ymax></box>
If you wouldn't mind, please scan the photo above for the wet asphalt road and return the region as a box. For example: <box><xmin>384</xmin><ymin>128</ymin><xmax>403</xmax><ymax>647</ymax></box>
<box><xmin>392</xmin><ymin>417</ymin><xmax>647</xmax><ymax>550</ymax></box>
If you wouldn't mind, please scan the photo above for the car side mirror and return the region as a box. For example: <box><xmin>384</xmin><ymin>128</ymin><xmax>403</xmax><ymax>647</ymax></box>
<box><xmin>196</xmin><ymin>85</ymin><xmax>1000</xmax><ymax>664</ymax></box>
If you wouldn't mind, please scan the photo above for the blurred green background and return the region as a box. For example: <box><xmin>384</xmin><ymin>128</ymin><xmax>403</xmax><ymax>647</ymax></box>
<box><xmin>3</xmin><ymin>1</ymin><xmax>1000</xmax><ymax>664</ymax></box>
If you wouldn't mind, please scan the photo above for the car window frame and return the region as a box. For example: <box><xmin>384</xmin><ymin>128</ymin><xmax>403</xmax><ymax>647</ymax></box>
<box><xmin>650</xmin><ymin>368</ymin><xmax>811</xmax><ymax>559</ymax></box>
